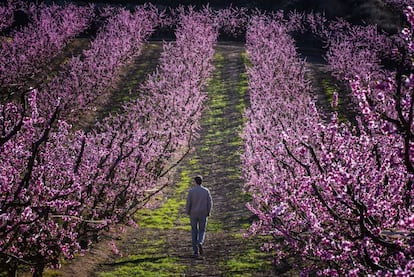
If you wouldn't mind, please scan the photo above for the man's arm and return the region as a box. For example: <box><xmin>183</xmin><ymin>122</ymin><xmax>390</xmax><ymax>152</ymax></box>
<box><xmin>207</xmin><ymin>189</ymin><xmax>212</xmax><ymax>216</ymax></box>
<box><xmin>185</xmin><ymin>190</ymin><xmax>192</xmax><ymax>215</ymax></box>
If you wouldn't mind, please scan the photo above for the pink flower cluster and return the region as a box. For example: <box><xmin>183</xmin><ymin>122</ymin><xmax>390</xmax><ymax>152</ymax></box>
<box><xmin>36</xmin><ymin>4</ymin><xmax>160</xmax><ymax>118</ymax></box>
<box><xmin>325</xmin><ymin>20</ymin><xmax>391</xmax><ymax>82</ymax></box>
<box><xmin>214</xmin><ymin>7</ymin><xmax>248</xmax><ymax>36</ymax></box>
<box><xmin>242</xmin><ymin>12</ymin><xmax>413</xmax><ymax>275</ymax></box>
<box><xmin>71</xmin><ymin>5</ymin><xmax>218</xmax><ymax>238</ymax></box>
<box><xmin>384</xmin><ymin>0</ymin><xmax>414</xmax><ymax>9</ymax></box>
<box><xmin>0</xmin><ymin>6</ymin><xmax>217</xmax><ymax>275</ymax></box>
<box><xmin>0</xmin><ymin>3</ymin><xmax>94</xmax><ymax>89</ymax></box>
<box><xmin>0</xmin><ymin>0</ymin><xmax>14</xmax><ymax>31</ymax></box>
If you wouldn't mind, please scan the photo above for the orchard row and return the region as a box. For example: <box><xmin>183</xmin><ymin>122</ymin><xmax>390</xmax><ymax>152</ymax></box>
<box><xmin>0</xmin><ymin>3</ymin><xmax>241</xmax><ymax>275</ymax></box>
<box><xmin>243</xmin><ymin>4</ymin><xmax>413</xmax><ymax>276</ymax></box>
<box><xmin>1</xmin><ymin>0</ymin><xmax>413</xmax><ymax>276</ymax></box>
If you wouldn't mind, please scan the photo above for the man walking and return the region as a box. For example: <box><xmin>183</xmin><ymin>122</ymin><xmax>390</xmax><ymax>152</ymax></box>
<box><xmin>185</xmin><ymin>175</ymin><xmax>213</xmax><ymax>258</ymax></box>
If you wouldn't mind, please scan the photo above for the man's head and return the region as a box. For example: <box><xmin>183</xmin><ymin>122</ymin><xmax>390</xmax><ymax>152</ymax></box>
<box><xmin>194</xmin><ymin>175</ymin><xmax>203</xmax><ymax>185</ymax></box>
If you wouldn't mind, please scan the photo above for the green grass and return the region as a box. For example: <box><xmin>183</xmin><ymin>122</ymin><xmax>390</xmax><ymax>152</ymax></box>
<box><xmin>212</xmin><ymin>51</ymin><xmax>276</xmax><ymax>275</ymax></box>
<box><xmin>229</xmin><ymin>139</ymin><xmax>243</xmax><ymax>147</ymax></box>
<box><xmin>204</xmin><ymin>50</ymin><xmax>275</xmax><ymax>275</ymax></box>
<box><xmin>101</xmin><ymin>166</ymin><xmax>196</xmax><ymax>275</ymax></box>
<box><xmin>135</xmin><ymin>169</ymin><xmax>192</xmax><ymax>230</ymax></box>
<box><xmin>220</xmin><ymin>248</ymin><xmax>272</xmax><ymax>277</ymax></box>
<box><xmin>321</xmin><ymin>78</ymin><xmax>350</xmax><ymax>123</ymax></box>
<box><xmin>241</xmin><ymin>52</ymin><xmax>252</xmax><ymax>68</ymax></box>
<box><xmin>214</xmin><ymin>52</ymin><xmax>225</xmax><ymax>69</ymax></box>
<box><xmin>200</xmin><ymin>145</ymin><xmax>211</xmax><ymax>152</ymax></box>
<box><xmin>205</xmin><ymin>53</ymin><xmax>229</xmax><ymax>122</ymax></box>
<box><xmin>135</xmin><ymin>198</ymin><xmax>185</xmax><ymax>230</ymax></box>
<box><xmin>206</xmin><ymin>217</ymin><xmax>223</xmax><ymax>232</ymax></box>
<box><xmin>321</xmin><ymin>78</ymin><xmax>337</xmax><ymax>106</ymax></box>
<box><xmin>99</xmin><ymin>255</ymin><xmax>186</xmax><ymax>277</ymax></box>
<box><xmin>102</xmin><ymin>153</ymin><xmax>206</xmax><ymax>275</ymax></box>
<box><xmin>237</xmin><ymin>71</ymin><xmax>248</xmax><ymax>114</ymax></box>
<box><xmin>188</xmin><ymin>157</ymin><xmax>200</xmax><ymax>167</ymax></box>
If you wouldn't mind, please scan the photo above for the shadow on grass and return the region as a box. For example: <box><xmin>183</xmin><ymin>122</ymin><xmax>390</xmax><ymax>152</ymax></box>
<box><xmin>104</xmin><ymin>254</ymin><xmax>168</xmax><ymax>266</ymax></box>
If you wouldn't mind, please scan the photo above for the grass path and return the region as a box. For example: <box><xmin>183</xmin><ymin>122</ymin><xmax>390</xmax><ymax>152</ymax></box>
<box><xmin>93</xmin><ymin>43</ymin><xmax>281</xmax><ymax>276</ymax></box>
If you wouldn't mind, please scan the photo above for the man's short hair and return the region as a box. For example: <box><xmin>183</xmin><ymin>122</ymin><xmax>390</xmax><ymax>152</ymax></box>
<box><xmin>194</xmin><ymin>175</ymin><xmax>203</xmax><ymax>185</ymax></box>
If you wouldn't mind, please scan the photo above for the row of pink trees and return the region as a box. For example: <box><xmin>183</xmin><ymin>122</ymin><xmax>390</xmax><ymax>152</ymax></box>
<box><xmin>1</xmin><ymin>3</ymin><xmax>160</xmax><ymax>275</ymax></box>
<box><xmin>242</xmin><ymin>9</ymin><xmax>413</xmax><ymax>276</ymax></box>
<box><xmin>71</xmin><ymin>6</ymin><xmax>219</xmax><ymax>232</ymax></box>
<box><xmin>0</xmin><ymin>6</ymin><xmax>217</xmax><ymax>277</ymax></box>
<box><xmin>35</xmin><ymin>4</ymin><xmax>161</xmax><ymax>118</ymax></box>
<box><xmin>0</xmin><ymin>0</ymin><xmax>14</xmax><ymax>32</ymax></box>
<box><xmin>0</xmin><ymin>3</ymin><xmax>94</xmax><ymax>91</ymax></box>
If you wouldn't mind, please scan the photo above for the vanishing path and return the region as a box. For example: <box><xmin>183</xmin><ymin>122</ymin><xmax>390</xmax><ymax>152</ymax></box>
<box><xmin>55</xmin><ymin>40</ymin><xmax>333</xmax><ymax>277</ymax></box>
<box><xmin>91</xmin><ymin>43</ymin><xmax>287</xmax><ymax>276</ymax></box>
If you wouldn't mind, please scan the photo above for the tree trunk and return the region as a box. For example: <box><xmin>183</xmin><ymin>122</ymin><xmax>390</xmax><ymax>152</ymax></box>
<box><xmin>7</xmin><ymin>266</ymin><xmax>17</xmax><ymax>277</ymax></box>
<box><xmin>32</xmin><ymin>264</ymin><xmax>44</xmax><ymax>277</ymax></box>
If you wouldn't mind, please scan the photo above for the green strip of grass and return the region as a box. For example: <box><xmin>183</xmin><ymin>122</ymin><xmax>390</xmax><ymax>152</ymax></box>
<box><xmin>99</xmin><ymin>255</ymin><xmax>186</xmax><ymax>277</ymax></box>
<box><xmin>321</xmin><ymin>78</ymin><xmax>337</xmax><ymax>106</ymax></box>
<box><xmin>100</xmin><ymin>50</ymin><xmax>249</xmax><ymax>277</ymax></box>
<box><xmin>220</xmin><ymin>247</ymin><xmax>272</xmax><ymax>277</ymax></box>
<box><xmin>216</xmin><ymin>51</ymin><xmax>275</xmax><ymax>275</ymax></box>
<box><xmin>135</xmin><ymin>168</ymin><xmax>192</xmax><ymax>230</ymax></box>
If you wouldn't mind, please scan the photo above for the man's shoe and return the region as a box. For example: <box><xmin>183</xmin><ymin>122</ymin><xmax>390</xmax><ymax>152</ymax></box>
<box><xmin>198</xmin><ymin>244</ymin><xmax>203</xmax><ymax>256</ymax></box>
<box><xmin>192</xmin><ymin>252</ymin><xmax>199</xmax><ymax>258</ymax></box>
